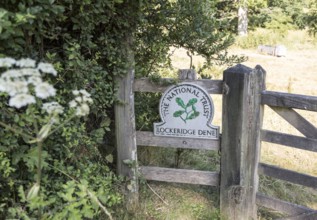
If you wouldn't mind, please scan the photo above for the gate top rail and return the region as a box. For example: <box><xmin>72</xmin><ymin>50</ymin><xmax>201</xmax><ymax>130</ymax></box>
<box><xmin>134</xmin><ymin>78</ymin><xmax>223</xmax><ymax>94</ymax></box>
<box><xmin>262</xmin><ymin>91</ymin><xmax>317</xmax><ymax>112</ymax></box>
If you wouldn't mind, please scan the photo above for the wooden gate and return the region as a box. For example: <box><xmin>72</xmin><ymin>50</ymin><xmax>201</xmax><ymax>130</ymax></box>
<box><xmin>115</xmin><ymin>62</ymin><xmax>317</xmax><ymax>219</ymax></box>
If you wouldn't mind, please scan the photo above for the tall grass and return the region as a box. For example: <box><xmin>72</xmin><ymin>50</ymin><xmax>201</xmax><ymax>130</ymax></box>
<box><xmin>234</xmin><ymin>28</ymin><xmax>317</xmax><ymax>49</ymax></box>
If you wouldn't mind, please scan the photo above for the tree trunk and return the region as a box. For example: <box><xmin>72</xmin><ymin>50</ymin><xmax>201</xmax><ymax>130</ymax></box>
<box><xmin>238</xmin><ymin>6</ymin><xmax>248</xmax><ymax>36</ymax></box>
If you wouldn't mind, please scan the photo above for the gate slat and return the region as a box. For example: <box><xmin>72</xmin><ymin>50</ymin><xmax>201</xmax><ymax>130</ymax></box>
<box><xmin>136</xmin><ymin>131</ymin><xmax>220</xmax><ymax>151</ymax></box>
<box><xmin>258</xmin><ymin>163</ymin><xmax>317</xmax><ymax>189</ymax></box>
<box><xmin>261</xmin><ymin>130</ymin><xmax>317</xmax><ymax>152</ymax></box>
<box><xmin>256</xmin><ymin>193</ymin><xmax>315</xmax><ymax>216</ymax></box>
<box><xmin>262</xmin><ymin>91</ymin><xmax>317</xmax><ymax>112</ymax></box>
<box><xmin>140</xmin><ymin>166</ymin><xmax>219</xmax><ymax>186</ymax></box>
<box><xmin>133</xmin><ymin>78</ymin><xmax>223</xmax><ymax>94</ymax></box>
<box><xmin>270</xmin><ymin>106</ymin><xmax>317</xmax><ymax>139</ymax></box>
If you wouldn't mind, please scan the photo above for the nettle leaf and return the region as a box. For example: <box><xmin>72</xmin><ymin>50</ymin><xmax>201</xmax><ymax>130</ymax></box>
<box><xmin>175</xmin><ymin>97</ymin><xmax>185</xmax><ymax>108</ymax></box>
<box><xmin>186</xmin><ymin>98</ymin><xmax>198</xmax><ymax>107</ymax></box>
<box><xmin>188</xmin><ymin>111</ymin><xmax>200</xmax><ymax>120</ymax></box>
<box><xmin>173</xmin><ymin>110</ymin><xmax>185</xmax><ymax>117</ymax></box>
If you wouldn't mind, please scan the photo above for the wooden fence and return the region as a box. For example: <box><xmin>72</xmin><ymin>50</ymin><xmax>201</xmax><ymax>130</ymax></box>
<box><xmin>257</xmin><ymin>91</ymin><xmax>317</xmax><ymax>219</ymax></box>
<box><xmin>115</xmin><ymin>63</ymin><xmax>317</xmax><ymax>219</ymax></box>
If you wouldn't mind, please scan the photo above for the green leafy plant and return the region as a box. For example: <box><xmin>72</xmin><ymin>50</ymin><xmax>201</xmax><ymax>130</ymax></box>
<box><xmin>173</xmin><ymin>97</ymin><xmax>200</xmax><ymax>123</ymax></box>
<box><xmin>0</xmin><ymin>58</ymin><xmax>118</xmax><ymax>219</ymax></box>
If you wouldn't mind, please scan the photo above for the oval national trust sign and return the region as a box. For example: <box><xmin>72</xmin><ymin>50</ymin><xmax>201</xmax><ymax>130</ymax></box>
<box><xmin>154</xmin><ymin>83</ymin><xmax>219</xmax><ymax>139</ymax></box>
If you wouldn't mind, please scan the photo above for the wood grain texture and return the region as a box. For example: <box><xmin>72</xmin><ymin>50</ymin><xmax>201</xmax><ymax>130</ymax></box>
<box><xmin>115</xmin><ymin>34</ymin><xmax>138</xmax><ymax>206</ymax></box>
<box><xmin>136</xmin><ymin>131</ymin><xmax>220</xmax><ymax>150</ymax></box>
<box><xmin>133</xmin><ymin>78</ymin><xmax>223</xmax><ymax>94</ymax></box>
<box><xmin>270</xmin><ymin>106</ymin><xmax>317</xmax><ymax>139</ymax></box>
<box><xmin>256</xmin><ymin>193</ymin><xmax>316</xmax><ymax>216</ymax></box>
<box><xmin>220</xmin><ymin>64</ymin><xmax>266</xmax><ymax>219</ymax></box>
<box><xmin>258</xmin><ymin>163</ymin><xmax>317</xmax><ymax>189</ymax></box>
<box><xmin>140</xmin><ymin>166</ymin><xmax>219</xmax><ymax>186</ymax></box>
<box><xmin>114</xmin><ymin>37</ymin><xmax>137</xmax><ymax>178</ymax></box>
<box><xmin>262</xmin><ymin>91</ymin><xmax>317</xmax><ymax>112</ymax></box>
<box><xmin>261</xmin><ymin>129</ymin><xmax>317</xmax><ymax>152</ymax></box>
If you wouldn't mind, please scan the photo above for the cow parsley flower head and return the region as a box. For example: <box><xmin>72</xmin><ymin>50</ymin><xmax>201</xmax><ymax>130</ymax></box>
<box><xmin>9</xmin><ymin>94</ymin><xmax>36</xmax><ymax>108</ymax></box>
<box><xmin>69</xmin><ymin>89</ymin><xmax>93</xmax><ymax>116</ymax></box>
<box><xmin>6</xmin><ymin>80</ymin><xmax>29</xmax><ymax>96</ymax></box>
<box><xmin>75</xmin><ymin>103</ymin><xmax>90</xmax><ymax>116</ymax></box>
<box><xmin>37</xmin><ymin>62</ymin><xmax>57</xmax><ymax>76</ymax></box>
<box><xmin>35</xmin><ymin>82</ymin><xmax>56</xmax><ymax>99</ymax></box>
<box><xmin>42</xmin><ymin>102</ymin><xmax>64</xmax><ymax>114</ymax></box>
<box><xmin>1</xmin><ymin>69</ymin><xmax>23</xmax><ymax>79</ymax></box>
<box><xmin>0</xmin><ymin>58</ymin><xmax>16</xmax><ymax>68</ymax></box>
<box><xmin>21</xmin><ymin>68</ymin><xmax>41</xmax><ymax>77</ymax></box>
<box><xmin>0</xmin><ymin>57</ymin><xmax>92</xmax><ymax>118</ymax></box>
<box><xmin>28</xmin><ymin>76</ymin><xmax>42</xmax><ymax>85</ymax></box>
<box><xmin>16</xmin><ymin>58</ymin><xmax>36</xmax><ymax>68</ymax></box>
<box><xmin>0</xmin><ymin>78</ymin><xmax>7</xmax><ymax>92</ymax></box>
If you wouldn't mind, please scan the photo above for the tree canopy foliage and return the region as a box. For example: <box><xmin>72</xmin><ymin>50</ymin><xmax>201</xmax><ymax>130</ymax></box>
<box><xmin>247</xmin><ymin>0</ymin><xmax>317</xmax><ymax>34</ymax></box>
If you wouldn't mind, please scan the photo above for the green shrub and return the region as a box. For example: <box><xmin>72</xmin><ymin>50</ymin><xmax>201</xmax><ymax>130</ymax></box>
<box><xmin>0</xmin><ymin>0</ymin><xmax>243</xmax><ymax>218</ymax></box>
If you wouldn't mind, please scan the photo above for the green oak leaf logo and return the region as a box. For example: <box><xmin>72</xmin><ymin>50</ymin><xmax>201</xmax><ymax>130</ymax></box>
<box><xmin>173</xmin><ymin>97</ymin><xmax>200</xmax><ymax>123</ymax></box>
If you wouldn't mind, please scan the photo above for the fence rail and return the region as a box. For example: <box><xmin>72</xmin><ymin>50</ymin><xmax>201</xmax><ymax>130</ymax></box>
<box><xmin>259</xmin><ymin>90</ymin><xmax>317</xmax><ymax>217</ymax></box>
<box><xmin>133</xmin><ymin>78</ymin><xmax>223</xmax><ymax>94</ymax></box>
<box><xmin>136</xmin><ymin>131</ymin><xmax>220</xmax><ymax>151</ymax></box>
<box><xmin>258</xmin><ymin>163</ymin><xmax>317</xmax><ymax>189</ymax></box>
<box><xmin>140</xmin><ymin>166</ymin><xmax>219</xmax><ymax>186</ymax></box>
<box><xmin>269</xmin><ymin>106</ymin><xmax>317</xmax><ymax>138</ymax></box>
<box><xmin>261</xmin><ymin>129</ymin><xmax>317</xmax><ymax>152</ymax></box>
<box><xmin>256</xmin><ymin>193</ymin><xmax>317</xmax><ymax>217</ymax></box>
<box><xmin>262</xmin><ymin>91</ymin><xmax>317</xmax><ymax>111</ymax></box>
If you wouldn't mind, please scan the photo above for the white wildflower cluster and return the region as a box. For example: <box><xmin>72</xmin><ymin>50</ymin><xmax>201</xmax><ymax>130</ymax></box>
<box><xmin>0</xmin><ymin>57</ymin><xmax>92</xmax><ymax>119</ymax></box>
<box><xmin>69</xmin><ymin>89</ymin><xmax>93</xmax><ymax>116</ymax></box>
<box><xmin>42</xmin><ymin>102</ymin><xmax>64</xmax><ymax>115</ymax></box>
<box><xmin>0</xmin><ymin>58</ymin><xmax>57</xmax><ymax>109</ymax></box>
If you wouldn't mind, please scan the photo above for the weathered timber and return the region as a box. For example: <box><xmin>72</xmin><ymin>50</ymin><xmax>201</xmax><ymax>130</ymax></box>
<box><xmin>133</xmin><ymin>78</ymin><xmax>223</xmax><ymax>94</ymax></box>
<box><xmin>270</xmin><ymin>106</ymin><xmax>317</xmax><ymax>139</ymax></box>
<box><xmin>256</xmin><ymin>193</ymin><xmax>316</xmax><ymax>216</ymax></box>
<box><xmin>115</xmin><ymin>34</ymin><xmax>138</xmax><ymax>205</ymax></box>
<box><xmin>140</xmin><ymin>166</ymin><xmax>219</xmax><ymax>186</ymax></box>
<box><xmin>261</xmin><ymin>130</ymin><xmax>317</xmax><ymax>153</ymax></box>
<box><xmin>179</xmin><ymin>69</ymin><xmax>197</xmax><ymax>80</ymax></box>
<box><xmin>258</xmin><ymin>163</ymin><xmax>317</xmax><ymax>189</ymax></box>
<box><xmin>262</xmin><ymin>91</ymin><xmax>317</xmax><ymax>112</ymax></box>
<box><xmin>220</xmin><ymin>64</ymin><xmax>266</xmax><ymax>220</ymax></box>
<box><xmin>136</xmin><ymin>131</ymin><xmax>220</xmax><ymax>151</ymax></box>
<box><xmin>277</xmin><ymin>211</ymin><xmax>317</xmax><ymax>220</ymax></box>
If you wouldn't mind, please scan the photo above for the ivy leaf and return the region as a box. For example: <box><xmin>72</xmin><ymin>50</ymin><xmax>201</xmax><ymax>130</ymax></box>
<box><xmin>173</xmin><ymin>110</ymin><xmax>185</xmax><ymax>117</ymax></box>
<box><xmin>176</xmin><ymin>97</ymin><xmax>186</xmax><ymax>108</ymax></box>
<box><xmin>106</xmin><ymin>154</ymin><xmax>113</xmax><ymax>163</ymax></box>
<box><xmin>188</xmin><ymin>111</ymin><xmax>200</xmax><ymax>120</ymax></box>
<box><xmin>186</xmin><ymin>98</ymin><xmax>198</xmax><ymax>107</ymax></box>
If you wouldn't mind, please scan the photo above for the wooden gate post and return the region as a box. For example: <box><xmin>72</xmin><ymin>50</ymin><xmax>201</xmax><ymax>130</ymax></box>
<box><xmin>115</xmin><ymin>34</ymin><xmax>138</xmax><ymax>207</ymax></box>
<box><xmin>220</xmin><ymin>64</ymin><xmax>266</xmax><ymax>219</ymax></box>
